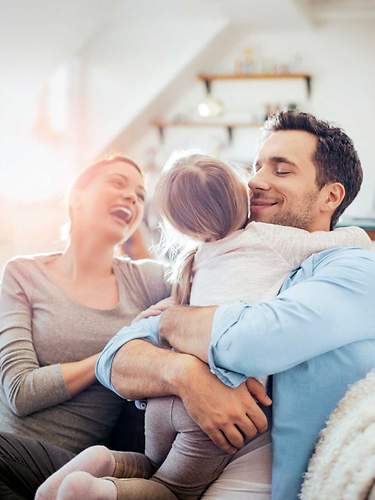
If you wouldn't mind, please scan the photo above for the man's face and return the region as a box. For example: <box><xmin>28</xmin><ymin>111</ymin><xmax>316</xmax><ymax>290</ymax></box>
<box><xmin>249</xmin><ymin>130</ymin><xmax>325</xmax><ymax>231</ymax></box>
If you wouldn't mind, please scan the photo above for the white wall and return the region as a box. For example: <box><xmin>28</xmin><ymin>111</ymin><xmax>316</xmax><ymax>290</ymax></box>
<box><xmin>79</xmin><ymin>13</ymin><xmax>228</xmax><ymax>162</ymax></box>
<box><xmin>0</xmin><ymin>1</ymin><xmax>122</xmax><ymax>149</ymax></box>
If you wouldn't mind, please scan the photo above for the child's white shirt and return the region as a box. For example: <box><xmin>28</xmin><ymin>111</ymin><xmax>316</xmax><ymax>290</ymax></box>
<box><xmin>190</xmin><ymin>222</ymin><xmax>372</xmax><ymax>306</ymax></box>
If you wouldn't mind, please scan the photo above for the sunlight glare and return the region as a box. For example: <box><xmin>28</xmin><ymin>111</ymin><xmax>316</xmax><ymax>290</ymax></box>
<box><xmin>0</xmin><ymin>139</ymin><xmax>72</xmax><ymax>202</ymax></box>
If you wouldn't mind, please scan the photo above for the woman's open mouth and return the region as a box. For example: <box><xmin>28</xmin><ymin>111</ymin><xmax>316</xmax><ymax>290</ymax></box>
<box><xmin>110</xmin><ymin>206</ymin><xmax>133</xmax><ymax>226</ymax></box>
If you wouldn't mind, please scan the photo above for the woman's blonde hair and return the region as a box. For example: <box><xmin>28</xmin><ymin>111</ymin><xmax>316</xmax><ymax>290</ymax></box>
<box><xmin>155</xmin><ymin>152</ymin><xmax>249</xmax><ymax>305</ymax></box>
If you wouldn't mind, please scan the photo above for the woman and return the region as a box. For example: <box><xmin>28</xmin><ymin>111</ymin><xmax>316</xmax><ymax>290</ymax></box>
<box><xmin>0</xmin><ymin>156</ymin><xmax>170</xmax><ymax>499</ymax></box>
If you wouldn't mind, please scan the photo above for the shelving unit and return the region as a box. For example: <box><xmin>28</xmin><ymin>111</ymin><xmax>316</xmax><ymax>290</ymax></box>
<box><xmin>152</xmin><ymin>71</ymin><xmax>313</xmax><ymax>144</ymax></box>
<box><xmin>153</xmin><ymin>120</ymin><xmax>262</xmax><ymax>143</ymax></box>
<box><xmin>198</xmin><ymin>72</ymin><xmax>312</xmax><ymax>97</ymax></box>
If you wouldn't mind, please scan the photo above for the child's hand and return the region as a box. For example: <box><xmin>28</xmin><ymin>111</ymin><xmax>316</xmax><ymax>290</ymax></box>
<box><xmin>132</xmin><ymin>296</ymin><xmax>176</xmax><ymax>324</ymax></box>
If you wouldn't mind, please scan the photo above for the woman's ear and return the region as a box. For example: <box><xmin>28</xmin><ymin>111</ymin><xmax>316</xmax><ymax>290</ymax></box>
<box><xmin>321</xmin><ymin>182</ymin><xmax>345</xmax><ymax>214</ymax></box>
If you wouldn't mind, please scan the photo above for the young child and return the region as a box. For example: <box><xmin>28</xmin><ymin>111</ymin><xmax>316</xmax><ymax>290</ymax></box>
<box><xmin>37</xmin><ymin>153</ymin><xmax>372</xmax><ymax>500</ymax></box>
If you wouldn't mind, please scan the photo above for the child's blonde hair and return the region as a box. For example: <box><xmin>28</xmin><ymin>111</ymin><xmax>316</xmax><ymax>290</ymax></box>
<box><xmin>154</xmin><ymin>152</ymin><xmax>249</xmax><ymax>305</ymax></box>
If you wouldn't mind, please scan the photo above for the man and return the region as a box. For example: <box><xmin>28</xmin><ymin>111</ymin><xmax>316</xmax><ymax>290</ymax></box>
<box><xmin>97</xmin><ymin>112</ymin><xmax>375</xmax><ymax>499</ymax></box>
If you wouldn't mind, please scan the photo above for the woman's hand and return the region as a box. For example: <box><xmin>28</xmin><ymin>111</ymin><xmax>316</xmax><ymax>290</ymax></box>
<box><xmin>133</xmin><ymin>296</ymin><xmax>175</xmax><ymax>323</ymax></box>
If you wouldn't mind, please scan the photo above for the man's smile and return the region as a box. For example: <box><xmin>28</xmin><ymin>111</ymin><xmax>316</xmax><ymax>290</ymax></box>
<box><xmin>250</xmin><ymin>198</ymin><xmax>279</xmax><ymax>213</ymax></box>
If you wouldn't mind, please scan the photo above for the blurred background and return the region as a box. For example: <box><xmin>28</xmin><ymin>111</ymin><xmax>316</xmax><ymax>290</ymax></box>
<box><xmin>1</xmin><ymin>0</ymin><xmax>375</xmax><ymax>265</ymax></box>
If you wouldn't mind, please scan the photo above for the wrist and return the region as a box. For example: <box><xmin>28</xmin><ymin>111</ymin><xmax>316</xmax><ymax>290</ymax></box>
<box><xmin>163</xmin><ymin>353</ymin><xmax>201</xmax><ymax>398</ymax></box>
<box><xmin>84</xmin><ymin>355</ymin><xmax>98</xmax><ymax>381</ymax></box>
<box><xmin>159</xmin><ymin>307</ymin><xmax>179</xmax><ymax>345</ymax></box>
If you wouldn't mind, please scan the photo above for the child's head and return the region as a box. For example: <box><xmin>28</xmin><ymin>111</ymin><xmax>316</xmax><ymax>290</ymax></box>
<box><xmin>155</xmin><ymin>152</ymin><xmax>250</xmax><ymax>305</ymax></box>
<box><xmin>155</xmin><ymin>152</ymin><xmax>249</xmax><ymax>243</ymax></box>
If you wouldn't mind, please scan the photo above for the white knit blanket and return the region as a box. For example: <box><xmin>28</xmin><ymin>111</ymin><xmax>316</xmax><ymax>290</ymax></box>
<box><xmin>300</xmin><ymin>370</ymin><xmax>375</xmax><ymax>500</ymax></box>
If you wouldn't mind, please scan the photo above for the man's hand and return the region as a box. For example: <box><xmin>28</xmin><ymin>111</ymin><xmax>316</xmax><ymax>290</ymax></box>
<box><xmin>246</xmin><ymin>377</ymin><xmax>272</xmax><ymax>406</ymax></box>
<box><xmin>176</xmin><ymin>357</ymin><xmax>271</xmax><ymax>454</ymax></box>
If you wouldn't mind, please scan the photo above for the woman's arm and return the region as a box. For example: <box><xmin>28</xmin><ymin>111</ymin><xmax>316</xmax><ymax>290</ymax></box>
<box><xmin>0</xmin><ymin>261</ymin><xmax>98</xmax><ymax>417</ymax></box>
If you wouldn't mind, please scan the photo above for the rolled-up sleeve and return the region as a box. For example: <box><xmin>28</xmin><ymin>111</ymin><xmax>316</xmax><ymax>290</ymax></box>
<box><xmin>208</xmin><ymin>302</ymin><xmax>250</xmax><ymax>387</ymax></box>
<box><xmin>208</xmin><ymin>249</ymin><xmax>375</xmax><ymax>386</ymax></box>
<box><xmin>96</xmin><ymin>315</ymin><xmax>161</xmax><ymax>395</ymax></box>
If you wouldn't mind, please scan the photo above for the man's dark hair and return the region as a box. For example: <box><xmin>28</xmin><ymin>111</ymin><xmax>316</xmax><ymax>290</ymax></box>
<box><xmin>263</xmin><ymin>111</ymin><xmax>363</xmax><ymax>228</ymax></box>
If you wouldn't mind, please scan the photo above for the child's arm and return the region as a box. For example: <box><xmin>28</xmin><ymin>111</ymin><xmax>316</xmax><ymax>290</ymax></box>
<box><xmin>253</xmin><ymin>223</ymin><xmax>372</xmax><ymax>270</ymax></box>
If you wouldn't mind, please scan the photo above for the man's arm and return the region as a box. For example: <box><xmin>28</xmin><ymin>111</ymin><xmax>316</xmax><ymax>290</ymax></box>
<box><xmin>96</xmin><ymin>316</ymin><xmax>271</xmax><ymax>454</ymax></box>
<box><xmin>161</xmin><ymin>249</ymin><xmax>375</xmax><ymax>386</ymax></box>
<box><xmin>111</xmin><ymin>339</ymin><xmax>190</xmax><ymax>400</ymax></box>
<box><xmin>110</xmin><ymin>339</ymin><xmax>270</xmax><ymax>453</ymax></box>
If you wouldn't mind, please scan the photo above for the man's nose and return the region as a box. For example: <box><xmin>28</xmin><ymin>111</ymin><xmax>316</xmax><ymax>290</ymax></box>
<box><xmin>248</xmin><ymin>172</ymin><xmax>271</xmax><ymax>192</ymax></box>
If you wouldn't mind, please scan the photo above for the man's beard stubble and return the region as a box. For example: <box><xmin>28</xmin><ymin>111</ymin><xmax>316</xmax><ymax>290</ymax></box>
<box><xmin>264</xmin><ymin>192</ymin><xmax>320</xmax><ymax>231</ymax></box>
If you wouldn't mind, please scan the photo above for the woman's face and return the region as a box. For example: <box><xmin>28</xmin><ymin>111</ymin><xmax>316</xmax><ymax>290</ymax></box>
<box><xmin>71</xmin><ymin>161</ymin><xmax>146</xmax><ymax>244</ymax></box>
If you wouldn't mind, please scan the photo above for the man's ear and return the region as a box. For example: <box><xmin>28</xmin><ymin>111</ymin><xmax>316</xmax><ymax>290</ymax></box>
<box><xmin>321</xmin><ymin>182</ymin><xmax>346</xmax><ymax>213</ymax></box>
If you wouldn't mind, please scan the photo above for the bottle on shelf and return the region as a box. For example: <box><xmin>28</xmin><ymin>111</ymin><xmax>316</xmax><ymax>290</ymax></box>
<box><xmin>234</xmin><ymin>47</ymin><xmax>257</xmax><ymax>74</ymax></box>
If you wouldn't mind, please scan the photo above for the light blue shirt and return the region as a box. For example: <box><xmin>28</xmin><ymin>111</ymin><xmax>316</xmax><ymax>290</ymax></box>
<box><xmin>96</xmin><ymin>247</ymin><xmax>375</xmax><ymax>499</ymax></box>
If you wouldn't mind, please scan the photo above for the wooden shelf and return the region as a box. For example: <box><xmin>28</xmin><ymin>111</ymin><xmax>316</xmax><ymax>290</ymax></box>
<box><xmin>153</xmin><ymin>120</ymin><xmax>262</xmax><ymax>143</ymax></box>
<box><xmin>198</xmin><ymin>72</ymin><xmax>312</xmax><ymax>96</ymax></box>
<box><xmin>153</xmin><ymin>120</ymin><xmax>261</xmax><ymax>128</ymax></box>
<box><xmin>198</xmin><ymin>72</ymin><xmax>311</xmax><ymax>81</ymax></box>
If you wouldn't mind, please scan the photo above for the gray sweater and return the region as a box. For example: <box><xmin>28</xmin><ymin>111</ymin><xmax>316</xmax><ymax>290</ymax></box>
<box><xmin>0</xmin><ymin>254</ymin><xmax>170</xmax><ymax>452</ymax></box>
